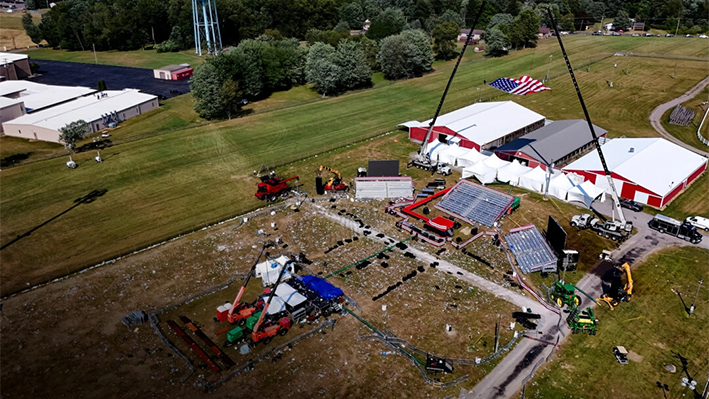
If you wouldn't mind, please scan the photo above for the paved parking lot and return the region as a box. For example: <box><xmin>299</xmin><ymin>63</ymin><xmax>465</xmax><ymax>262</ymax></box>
<box><xmin>31</xmin><ymin>59</ymin><xmax>191</xmax><ymax>99</ymax></box>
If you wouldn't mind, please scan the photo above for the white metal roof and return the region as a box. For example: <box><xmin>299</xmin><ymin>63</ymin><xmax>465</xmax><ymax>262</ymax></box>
<box><xmin>563</xmin><ymin>138</ymin><xmax>708</xmax><ymax>197</ymax></box>
<box><xmin>414</xmin><ymin>101</ymin><xmax>545</xmax><ymax>146</ymax></box>
<box><xmin>5</xmin><ymin>89</ymin><xmax>157</xmax><ymax>132</ymax></box>
<box><xmin>0</xmin><ymin>80</ymin><xmax>95</xmax><ymax>112</ymax></box>
<box><xmin>0</xmin><ymin>96</ymin><xmax>23</xmax><ymax>109</ymax></box>
<box><xmin>0</xmin><ymin>52</ymin><xmax>29</xmax><ymax>64</ymax></box>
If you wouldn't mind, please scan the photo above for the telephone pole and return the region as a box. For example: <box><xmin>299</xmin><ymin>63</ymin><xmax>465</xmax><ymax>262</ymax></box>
<box><xmin>675</xmin><ymin>18</ymin><xmax>681</xmax><ymax>36</ymax></box>
<box><xmin>689</xmin><ymin>279</ymin><xmax>703</xmax><ymax>315</ymax></box>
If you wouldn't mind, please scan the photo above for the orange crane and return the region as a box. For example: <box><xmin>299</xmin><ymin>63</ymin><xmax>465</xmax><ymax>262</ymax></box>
<box><xmin>216</xmin><ymin>241</ymin><xmax>273</xmax><ymax>325</ymax></box>
<box><xmin>250</xmin><ymin>261</ymin><xmax>293</xmax><ymax>345</ymax></box>
<box><xmin>318</xmin><ymin>165</ymin><xmax>349</xmax><ymax>192</ymax></box>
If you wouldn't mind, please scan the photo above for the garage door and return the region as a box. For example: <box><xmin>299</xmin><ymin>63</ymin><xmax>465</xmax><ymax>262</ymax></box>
<box><xmin>634</xmin><ymin>191</ymin><xmax>649</xmax><ymax>205</ymax></box>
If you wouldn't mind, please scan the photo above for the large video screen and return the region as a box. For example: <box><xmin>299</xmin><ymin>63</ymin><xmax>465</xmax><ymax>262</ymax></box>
<box><xmin>546</xmin><ymin>215</ymin><xmax>567</xmax><ymax>255</ymax></box>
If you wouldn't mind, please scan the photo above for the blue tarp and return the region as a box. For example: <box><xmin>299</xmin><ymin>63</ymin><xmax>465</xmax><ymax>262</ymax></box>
<box><xmin>298</xmin><ymin>275</ymin><xmax>344</xmax><ymax>301</ymax></box>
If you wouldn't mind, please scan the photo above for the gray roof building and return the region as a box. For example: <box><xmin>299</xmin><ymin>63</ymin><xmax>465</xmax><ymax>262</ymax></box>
<box><xmin>494</xmin><ymin>119</ymin><xmax>607</xmax><ymax>169</ymax></box>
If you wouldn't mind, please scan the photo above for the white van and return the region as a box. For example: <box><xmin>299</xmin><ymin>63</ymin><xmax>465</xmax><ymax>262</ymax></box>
<box><xmin>685</xmin><ymin>216</ymin><xmax>709</xmax><ymax>231</ymax></box>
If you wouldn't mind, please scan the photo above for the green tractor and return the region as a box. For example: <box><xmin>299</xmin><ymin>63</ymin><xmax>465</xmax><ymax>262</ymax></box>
<box><xmin>567</xmin><ymin>306</ymin><xmax>597</xmax><ymax>335</ymax></box>
<box><xmin>549</xmin><ymin>281</ymin><xmax>581</xmax><ymax>308</ymax></box>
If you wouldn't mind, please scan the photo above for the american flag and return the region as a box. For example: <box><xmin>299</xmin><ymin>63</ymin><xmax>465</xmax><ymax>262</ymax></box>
<box><xmin>489</xmin><ymin>76</ymin><xmax>551</xmax><ymax>95</ymax></box>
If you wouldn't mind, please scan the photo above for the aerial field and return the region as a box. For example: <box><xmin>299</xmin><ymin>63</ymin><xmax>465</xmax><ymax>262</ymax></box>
<box><xmin>1</xmin><ymin>35</ymin><xmax>708</xmax><ymax>296</ymax></box>
<box><xmin>28</xmin><ymin>48</ymin><xmax>205</xmax><ymax>69</ymax></box>
<box><xmin>525</xmin><ymin>246</ymin><xmax>709</xmax><ymax>399</ymax></box>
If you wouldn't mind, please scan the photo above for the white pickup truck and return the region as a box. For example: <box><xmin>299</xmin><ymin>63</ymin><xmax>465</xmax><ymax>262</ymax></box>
<box><xmin>685</xmin><ymin>216</ymin><xmax>709</xmax><ymax>232</ymax></box>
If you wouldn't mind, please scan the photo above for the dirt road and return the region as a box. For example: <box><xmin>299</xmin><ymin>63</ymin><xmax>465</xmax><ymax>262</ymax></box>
<box><xmin>648</xmin><ymin>75</ymin><xmax>709</xmax><ymax>157</ymax></box>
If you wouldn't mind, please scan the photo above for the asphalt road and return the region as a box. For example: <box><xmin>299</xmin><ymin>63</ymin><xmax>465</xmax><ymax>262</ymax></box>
<box><xmin>31</xmin><ymin>59</ymin><xmax>191</xmax><ymax>99</ymax></box>
<box><xmin>649</xmin><ymin>75</ymin><xmax>709</xmax><ymax>158</ymax></box>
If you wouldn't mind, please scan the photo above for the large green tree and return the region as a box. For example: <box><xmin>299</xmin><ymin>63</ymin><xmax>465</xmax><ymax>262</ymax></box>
<box><xmin>484</xmin><ymin>26</ymin><xmax>509</xmax><ymax>56</ymax></box>
<box><xmin>305</xmin><ymin>42</ymin><xmax>341</xmax><ymax>96</ymax></box>
<box><xmin>334</xmin><ymin>39</ymin><xmax>372</xmax><ymax>90</ymax></box>
<box><xmin>190</xmin><ymin>62</ymin><xmax>226</xmax><ymax>119</ymax></box>
<box><xmin>432</xmin><ymin>21</ymin><xmax>460</xmax><ymax>59</ymax></box>
<box><xmin>509</xmin><ymin>9</ymin><xmax>539</xmax><ymax>49</ymax></box>
<box><xmin>58</xmin><ymin>120</ymin><xmax>91</xmax><ymax>155</ymax></box>
<box><xmin>613</xmin><ymin>10</ymin><xmax>632</xmax><ymax>30</ymax></box>
<box><xmin>22</xmin><ymin>14</ymin><xmax>43</xmax><ymax>45</ymax></box>
<box><xmin>366</xmin><ymin>7</ymin><xmax>407</xmax><ymax>40</ymax></box>
<box><xmin>377</xmin><ymin>29</ymin><xmax>433</xmax><ymax>79</ymax></box>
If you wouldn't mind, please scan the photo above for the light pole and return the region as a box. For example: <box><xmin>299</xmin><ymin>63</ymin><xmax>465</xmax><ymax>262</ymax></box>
<box><xmin>545</xmin><ymin>55</ymin><xmax>553</xmax><ymax>82</ymax></box>
<box><xmin>689</xmin><ymin>279</ymin><xmax>703</xmax><ymax>315</ymax></box>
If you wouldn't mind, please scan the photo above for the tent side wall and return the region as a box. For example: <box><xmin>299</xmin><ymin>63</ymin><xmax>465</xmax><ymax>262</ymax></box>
<box><xmin>660</xmin><ymin>160</ymin><xmax>707</xmax><ymax>208</ymax></box>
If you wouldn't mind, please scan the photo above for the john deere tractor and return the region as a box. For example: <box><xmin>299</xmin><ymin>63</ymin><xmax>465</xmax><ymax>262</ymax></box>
<box><xmin>549</xmin><ymin>281</ymin><xmax>581</xmax><ymax>308</ymax></box>
<box><xmin>567</xmin><ymin>306</ymin><xmax>597</xmax><ymax>335</ymax></box>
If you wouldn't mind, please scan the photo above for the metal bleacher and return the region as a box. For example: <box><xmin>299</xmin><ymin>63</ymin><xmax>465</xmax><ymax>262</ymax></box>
<box><xmin>505</xmin><ymin>225</ymin><xmax>558</xmax><ymax>274</ymax></box>
<box><xmin>435</xmin><ymin>180</ymin><xmax>514</xmax><ymax>227</ymax></box>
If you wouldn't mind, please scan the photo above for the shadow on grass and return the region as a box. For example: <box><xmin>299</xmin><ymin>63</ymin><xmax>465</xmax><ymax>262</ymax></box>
<box><xmin>0</xmin><ymin>189</ymin><xmax>108</xmax><ymax>251</ymax></box>
<box><xmin>0</xmin><ymin>152</ymin><xmax>32</xmax><ymax>168</ymax></box>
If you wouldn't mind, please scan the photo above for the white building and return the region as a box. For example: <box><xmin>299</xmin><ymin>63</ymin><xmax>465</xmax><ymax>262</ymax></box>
<box><xmin>0</xmin><ymin>80</ymin><xmax>95</xmax><ymax>113</ymax></box>
<box><xmin>2</xmin><ymin>88</ymin><xmax>158</xmax><ymax>143</ymax></box>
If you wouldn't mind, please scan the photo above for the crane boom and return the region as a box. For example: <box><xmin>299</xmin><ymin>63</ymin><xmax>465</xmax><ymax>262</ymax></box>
<box><xmin>227</xmin><ymin>241</ymin><xmax>273</xmax><ymax>321</ymax></box>
<box><xmin>547</xmin><ymin>8</ymin><xmax>627</xmax><ymax>226</ymax></box>
<box><xmin>251</xmin><ymin>260</ymin><xmax>292</xmax><ymax>340</ymax></box>
<box><xmin>413</xmin><ymin>1</ymin><xmax>487</xmax><ymax>164</ymax></box>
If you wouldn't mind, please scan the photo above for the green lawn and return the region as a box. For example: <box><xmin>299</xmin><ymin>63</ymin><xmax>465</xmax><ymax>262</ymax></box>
<box><xmin>0</xmin><ymin>12</ymin><xmax>41</xmax><ymax>30</ymax></box>
<box><xmin>28</xmin><ymin>48</ymin><xmax>204</xmax><ymax>69</ymax></box>
<box><xmin>525</xmin><ymin>246</ymin><xmax>709</xmax><ymax>399</ymax></box>
<box><xmin>2</xmin><ymin>35</ymin><xmax>709</xmax><ymax>295</ymax></box>
<box><xmin>663</xmin><ymin>172</ymin><xmax>709</xmax><ymax>219</ymax></box>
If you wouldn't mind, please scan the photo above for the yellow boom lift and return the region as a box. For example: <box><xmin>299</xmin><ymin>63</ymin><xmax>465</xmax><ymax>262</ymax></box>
<box><xmin>597</xmin><ymin>263</ymin><xmax>633</xmax><ymax>310</ymax></box>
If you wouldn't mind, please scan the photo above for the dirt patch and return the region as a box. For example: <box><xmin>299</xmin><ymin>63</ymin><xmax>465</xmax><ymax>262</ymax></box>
<box><xmin>627</xmin><ymin>351</ymin><xmax>644</xmax><ymax>363</ymax></box>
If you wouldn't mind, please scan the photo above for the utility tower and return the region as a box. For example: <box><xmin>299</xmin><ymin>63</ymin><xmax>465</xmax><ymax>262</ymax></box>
<box><xmin>192</xmin><ymin>0</ymin><xmax>222</xmax><ymax>56</ymax></box>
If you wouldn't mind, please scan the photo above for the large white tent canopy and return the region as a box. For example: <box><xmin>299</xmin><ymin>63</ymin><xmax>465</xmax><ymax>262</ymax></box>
<box><xmin>496</xmin><ymin>160</ymin><xmax>532</xmax><ymax>185</ymax></box>
<box><xmin>463</xmin><ymin>161</ymin><xmax>497</xmax><ymax>184</ymax></box>
<box><xmin>518</xmin><ymin>166</ymin><xmax>547</xmax><ymax>192</ymax></box>
<box><xmin>548</xmin><ymin>173</ymin><xmax>576</xmax><ymax>201</ymax></box>
<box><xmin>567</xmin><ymin>180</ymin><xmax>605</xmax><ymax>207</ymax></box>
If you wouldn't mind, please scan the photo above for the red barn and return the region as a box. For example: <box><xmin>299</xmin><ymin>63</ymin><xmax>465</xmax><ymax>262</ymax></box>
<box><xmin>401</xmin><ymin>101</ymin><xmax>545</xmax><ymax>151</ymax></box>
<box><xmin>563</xmin><ymin>138</ymin><xmax>707</xmax><ymax>208</ymax></box>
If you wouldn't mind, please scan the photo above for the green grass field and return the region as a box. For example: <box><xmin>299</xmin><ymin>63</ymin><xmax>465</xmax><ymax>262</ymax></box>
<box><xmin>0</xmin><ymin>12</ymin><xmax>41</xmax><ymax>30</ymax></box>
<box><xmin>525</xmin><ymin>246</ymin><xmax>709</xmax><ymax>399</ymax></box>
<box><xmin>2</xmin><ymin>35</ymin><xmax>708</xmax><ymax>295</ymax></box>
<box><xmin>28</xmin><ymin>48</ymin><xmax>205</xmax><ymax>69</ymax></box>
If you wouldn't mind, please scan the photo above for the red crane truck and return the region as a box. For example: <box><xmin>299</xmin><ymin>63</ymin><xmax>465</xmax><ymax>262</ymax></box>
<box><xmin>250</xmin><ymin>261</ymin><xmax>293</xmax><ymax>345</ymax></box>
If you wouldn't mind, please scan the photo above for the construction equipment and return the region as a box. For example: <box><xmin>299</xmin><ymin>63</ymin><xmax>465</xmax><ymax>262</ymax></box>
<box><xmin>570</xmin><ymin>213</ymin><xmax>630</xmax><ymax>243</ymax></box>
<box><xmin>567</xmin><ymin>306</ymin><xmax>597</xmax><ymax>335</ymax></box>
<box><xmin>548</xmin><ymin>8</ymin><xmax>632</xmax><ymax>233</ymax></box>
<box><xmin>406</xmin><ymin>1</ymin><xmax>486</xmax><ymax>176</ymax></box>
<box><xmin>318</xmin><ymin>165</ymin><xmax>349</xmax><ymax>192</ymax></box>
<box><xmin>597</xmin><ymin>262</ymin><xmax>633</xmax><ymax>310</ymax></box>
<box><xmin>613</xmin><ymin>346</ymin><xmax>629</xmax><ymax>365</ymax></box>
<box><xmin>216</xmin><ymin>241</ymin><xmax>273</xmax><ymax>325</ymax></box>
<box><xmin>549</xmin><ymin>281</ymin><xmax>581</xmax><ymax>308</ymax></box>
<box><xmin>250</xmin><ymin>261</ymin><xmax>293</xmax><ymax>345</ymax></box>
<box><xmin>255</xmin><ymin>172</ymin><xmax>299</xmax><ymax>201</ymax></box>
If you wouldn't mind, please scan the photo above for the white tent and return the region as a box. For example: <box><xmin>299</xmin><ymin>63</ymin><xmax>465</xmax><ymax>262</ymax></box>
<box><xmin>496</xmin><ymin>160</ymin><xmax>532</xmax><ymax>186</ymax></box>
<box><xmin>464</xmin><ymin>160</ymin><xmax>497</xmax><ymax>184</ymax></box>
<box><xmin>567</xmin><ymin>180</ymin><xmax>606</xmax><ymax>207</ymax></box>
<box><xmin>548</xmin><ymin>173</ymin><xmax>576</xmax><ymax>201</ymax></box>
<box><xmin>275</xmin><ymin>283</ymin><xmax>308</xmax><ymax>307</ymax></box>
<box><xmin>457</xmin><ymin>148</ymin><xmax>486</xmax><ymax>167</ymax></box>
<box><xmin>255</xmin><ymin>255</ymin><xmax>294</xmax><ymax>287</ymax></box>
<box><xmin>428</xmin><ymin>142</ymin><xmax>449</xmax><ymax>162</ymax></box>
<box><xmin>265</xmin><ymin>296</ymin><xmax>287</xmax><ymax>315</ymax></box>
<box><xmin>518</xmin><ymin>166</ymin><xmax>547</xmax><ymax>193</ymax></box>
<box><xmin>441</xmin><ymin>145</ymin><xmax>471</xmax><ymax>167</ymax></box>
<box><xmin>483</xmin><ymin>153</ymin><xmax>509</xmax><ymax>169</ymax></box>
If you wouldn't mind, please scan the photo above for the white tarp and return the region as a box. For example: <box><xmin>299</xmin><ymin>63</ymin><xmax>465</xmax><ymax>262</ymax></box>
<box><xmin>567</xmin><ymin>180</ymin><xmax>606</xmax><ymax>207</ymax></box>
<box><xmin>464</xmin><ymin>160</ymin><xmax>496</xmax><ymax>184</ymax></box>
<box><xmin>483</xmin><ymin>153</ymin><xmax>509</xmax><ymax>169</ymax></box>
<box><xmin>265</xmin><ymin>296</ymin><xmax>287</xmax><ymax>315</ymax></box>
<box><xmin>275</xmin><ymin>283</ymin><xmax>307</xmax><ymax>307</ymax></box>
<box><xmin>518</xmin><ymin>166</ymin><xmax>547</xmax><ymax>193</ymax></box>
<box><xmin>496</xmin><ymin>160</ymin><xmax>531</xmax><ymax>186</ymax></box>
<box><xmin>355</xmin><ymin>177</ymin><xmax>414</xmax><ymax>199</ymax></box>
<box><xmin>548</xmin><ymin>173</ymin><xmax>576</xmax><ymax>201</ymax></box>
<box><xmin>255</xmin><ymin>255</ymin><xmax>294</xmax><ymax>287</ymax></box>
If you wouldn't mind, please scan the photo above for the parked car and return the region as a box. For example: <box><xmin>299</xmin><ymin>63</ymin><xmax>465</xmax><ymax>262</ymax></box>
<box><xmin>631</xmin><ymin>33</ymin><xmax>640</xmax><ymax>37</ymax></box>
<box><xmin>685</xmin><ymin>216</ymin><xmax>709</xmax><ymax>231</ymax></box>
<box><xmin>619</xmin><ymin>198</ymin><xmax>643</xmax><ymax>212</ymax></box>
<box><xmin>612</xmin><ymin>32</ymin><xmax>621</xmax><ymax>36</ymax></box>
<box><xmin>685</xmin><ymin>34</ymin><xmax>693</xmax><ymax>38</ymax></box>
<box><xmin>665</xmin><ymin>33</ymin><xmax>673</xmax><ymax>37</ymax></box>
<box><xmin>591</xmin><ymin>31</ymin><xmax>602</xmax><ymax>36</ymax></box>
<box><xmin>617</xmin><ymin>30</ymin><xmax>625</xmax><ymax>33</ymax></box>
<box><xmin>700</xmin><ymin>34</ymin><xmax>708</xmax><ymax>39</ymax></box>
<box><xmin>644</xmin><ymin>33</ymin><xmax>653</xmax><ymax>37</ymax></box>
